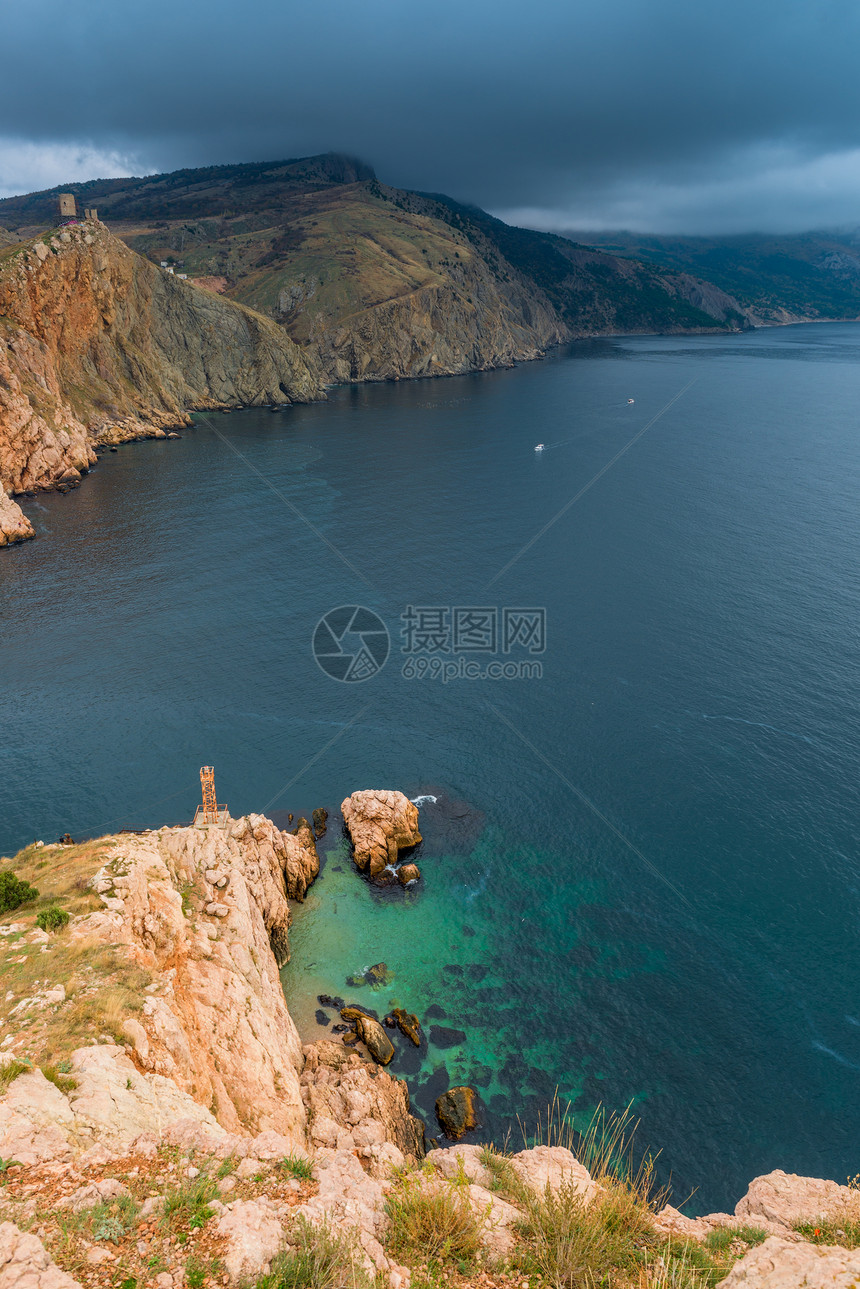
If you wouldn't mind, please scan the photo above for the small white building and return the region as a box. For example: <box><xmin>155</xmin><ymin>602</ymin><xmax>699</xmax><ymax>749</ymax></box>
<box><xmin>166</xmin><ymin>267</ymin><xmax>174</xmax><ymax>275</ymax></box>
<box><xmin>160</xmin><ymin>260</ymin><xmax>169</xmax><ymax>268</ymax></box>
<box><xmin>177</xmin><ymin>273</ymin><xmax>187</xmax><ymax>280</ymax></box>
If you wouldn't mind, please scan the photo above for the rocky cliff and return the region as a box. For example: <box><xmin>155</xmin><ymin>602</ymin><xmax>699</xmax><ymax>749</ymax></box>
<box><xmin>1</xmin><ymin>810</ymin><xmax>860</xmax><ymax>1288</ymax></box>
<box><xmin>0</xmin><ymin>157</ymin><xmax>754</xmax><ymax>398</ymax></box>
<box><xmin>0</xmin><ymin>219</ymin><xmax>323</xmax><ymax>545</ymax></box>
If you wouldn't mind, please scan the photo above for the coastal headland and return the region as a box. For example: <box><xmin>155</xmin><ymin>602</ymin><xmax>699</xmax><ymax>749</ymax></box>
<box><xmin>0</xmin><ymin>792</ymin><xmax>856</xmax><ymax>1288</ymax></box>
<box><xmin>0</xmin><ymin>153</ymin><xmax>756</xmax><ymax>548</ymax></box>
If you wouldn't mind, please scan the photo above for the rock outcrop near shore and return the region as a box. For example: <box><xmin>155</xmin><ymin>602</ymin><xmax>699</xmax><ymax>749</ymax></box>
<box><xmin>341</xmin><ymin>789</ymin><xmax>422</xmax><ymax>880</ymax></box>
<box><xmin>0</xmin><ymin>488</ymin><xmax>34</xmax><ymax>547</ymax></box>
<box><xmin>0</xmin><ymin>219</ymin><xmax>323</xmax><ymax>543</ymax></box>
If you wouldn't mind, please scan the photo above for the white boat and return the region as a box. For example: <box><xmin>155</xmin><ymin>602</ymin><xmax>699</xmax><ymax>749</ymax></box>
<box><xmin>627</xmin><ymin>398</ymin><xmax>635</xmax><ymax>404</ymax></box>
<box><xmin>534</xmin><ymin>443</ymin><xmax>545</xmax><ymax>451</ymax></box>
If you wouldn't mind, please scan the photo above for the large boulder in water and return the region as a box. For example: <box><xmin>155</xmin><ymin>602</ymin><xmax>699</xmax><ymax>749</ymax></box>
<box><xmin>341</xmin><ymin>790</ymin><xmax>422</xmax><ymax>880</ymax></box>
<box><xmin>341</xmin><ymin>1008</ymin><xmax>394</xmax><ymax>1065</ymax></box>
<box><xmin>435</xmin><ymin>1086</ymin><xmax>477</xmax><ymax>1139</ymax></box>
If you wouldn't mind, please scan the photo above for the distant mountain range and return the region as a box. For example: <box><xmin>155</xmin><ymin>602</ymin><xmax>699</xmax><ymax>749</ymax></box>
<box><xmin>557</xmin><ymin>229</ymin><xmax>860</xmax><ymax>325</ymax></box>
<box><xmin>0</xmin><ymin>154</ymin><xmax>756</xmax><ymax>385</ymax></box>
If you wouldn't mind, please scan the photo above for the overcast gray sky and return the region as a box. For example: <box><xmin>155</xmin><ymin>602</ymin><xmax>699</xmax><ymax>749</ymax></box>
<box><xmin>2</xmin><ymin>0</ymin><xmax>859</xmax><ymax>234</ymax></box>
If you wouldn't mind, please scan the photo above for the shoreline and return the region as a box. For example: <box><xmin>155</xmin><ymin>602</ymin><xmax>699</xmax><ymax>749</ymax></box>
<box><xmin>7</xmin><ymin>312</ymin><xmax>858</xmax><ymax>552</ymax></box>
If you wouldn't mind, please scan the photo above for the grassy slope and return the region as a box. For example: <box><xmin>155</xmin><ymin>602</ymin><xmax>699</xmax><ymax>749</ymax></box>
<box><xmin>0</xmin><ymin>839</ymin><xmax>150</xmax><ymax>1067</ymax></box>
<box><xmin>117</xmin><ymin>181</ymin><xmax>480</xmax><ymax>348</ymax></box>
<box><xmin>0</xmin><ymin>156</ymin><xmax>743</xmax><ymax>349</ymax></box>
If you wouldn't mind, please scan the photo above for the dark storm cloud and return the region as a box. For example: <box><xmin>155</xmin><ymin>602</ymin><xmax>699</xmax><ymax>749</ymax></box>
<box><xmin>2</xmin><ymin>0</ymin><xmax>860</xmax><ymax>232</ymax></box>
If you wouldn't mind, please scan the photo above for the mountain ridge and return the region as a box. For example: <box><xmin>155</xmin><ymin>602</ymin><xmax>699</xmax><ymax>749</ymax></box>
<box><xmin>555</xmin><ymin>228</ymin><xmax>860</xmax><ymax>323</ymax></box>
<box><xmin>0</xmin><ymin>154</ymin><xmax>755</xmax><ymax>390</ymax></box>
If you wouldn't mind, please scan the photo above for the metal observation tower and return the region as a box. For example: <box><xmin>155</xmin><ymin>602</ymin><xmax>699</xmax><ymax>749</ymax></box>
<box><xmin>193</xmin><ymin>766</ymin><xmax>229</xmax><ymax>827</ymax></box>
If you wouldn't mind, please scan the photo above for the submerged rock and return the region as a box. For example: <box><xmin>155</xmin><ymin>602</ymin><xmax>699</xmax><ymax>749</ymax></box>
<box><xmin>435</xmin><ymin>1086</ymin><xmax>478</xmax><ymax>1139</ymax></box>
<box><xmin>429</xmin><ymin>1025</ymin><xmax>467</xmax><ymax>1049</ymax></box>
<box><xmin>391</xmin><ymin>1008</ymin><xmax>421</xmax><ymax>1046</ymax></box>
<box><xmin>366</xmin><ymin>962</ymin><xmax>393</xmax><ymax>987</ymax></box>
<box><xmin>312</xmin><ymin>807</ymin><xmax>328</xmax><ymax>839</ymax></box>
<box><xmin>317</xmin><ymin>994</ymin><xmax>344</xmax><ymax>1010</ymax></box>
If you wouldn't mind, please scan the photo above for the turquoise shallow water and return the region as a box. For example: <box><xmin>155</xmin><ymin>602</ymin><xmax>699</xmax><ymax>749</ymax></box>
<box><xmin>3</xmin><ymin>324</ymin><xmax>860</xmax><ymax>1208</ymax></box>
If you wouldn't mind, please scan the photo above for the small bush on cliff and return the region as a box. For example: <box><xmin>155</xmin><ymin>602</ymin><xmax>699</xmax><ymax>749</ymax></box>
<box><xmin>258</xmin><ymin>1216</ymin><xmax>369</xmax><ymax>1289</ymax></box>
<box><xmin>36</xmin><ymin>904</ymin><xmax>70</xmax><ymax>932</ymax></box>
<box><xmin>504</xmin><ymin>1101</ymin><xmax>727</xmax><ymax>1288</ymax></box>
<box><xmin>705</xmin><ymin>1224</ymin><xmax>768</xmax><ymax>1253</ymax></box>
<box><xmin>0</xmin><ymin>870</ymin><xmax>38</xmax><ymax>913</ymax></box>
<box><xmin>386</xmin><ymin>1173</ymin><xmax>481</xmax><ymax>1266</ymax></box>
<box><xmin>41</xmin><ymin>1063</ymin><xmax>78</xmax><ymax>1094</ymax></box>
<box><xmin>278</xmin><ymin>1153</ymin><xmax>313</xmax><ymax>1182</ymax></box>
<box><xmin>0</xmin><ymin>1060</ymin><xmax>31</xmax><ymax>1092</ymax></box>
<box><xmin>161</xmin><ymin>1172</ymin><xmax>218</xmax><ymax>1233</ymax></box>
<box><xmin>519</xmin><ymin>1177</ymin><xmax>655</xmax><ymax>1287</ymax></box>
<box><xmin>794</xmin><ymin>1217</ymin><xmax>860</xmax><ymax>1249</ymax></box>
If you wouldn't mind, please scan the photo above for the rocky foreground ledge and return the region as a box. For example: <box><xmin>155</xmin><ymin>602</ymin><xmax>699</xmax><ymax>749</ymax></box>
<box><xmin>1</xmin><ymin>809</ymin><xmax>859</xmax><ymax>1287</ymax></box>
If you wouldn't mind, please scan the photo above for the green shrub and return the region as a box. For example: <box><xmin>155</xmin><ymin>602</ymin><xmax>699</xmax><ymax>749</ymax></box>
<box><xmin>257</xmin><ymin>1216</ymin><xmax>368</xmax><ymax>1288</ymax></box>
<box><xmin>36</xmin><ymin>905</ymin><xmax>70</xmax><ymax>932</ymax></box>
<box><xmin>93</xmin><ymin>1213</ymin><xmax>127</xmax><ymax>1243</ymax></box>
<box><xmin>386</xmin><ymin>1174</ymin><xmax>481</xmax><ymax>1266</ymax></box>
<box><xmin>161</xmin><ymin>1172</ymin><xmax>218</xmax><ymax>1232</ymax></box>
<box><xmin>0</xmin><ymin>1061</ymin><xmax>31</xmax><ymax>1092</ymax></box>
<box><xmin>186</xmin><ymin>1256</ymin><xmax>220</xmax><ymax>1288</ymax></box>
<box><xmin>506</xmin><ymin>1099</ymin><xmax>726</xmax><ymax>1287</ymax></box>
<box><xmin>59</xmin><ymin>1194</ymin><xmax>140</xmax><ymax>1245</ymax></box>
<box><xmin>41</xmin><ymin>1063</ymin><xmax>78</xmax><ymax>1094</ymax></box>
<box><xmin>278</xmin><ymin>1154</ymin><xmax>313</xmax><ymax>1182</ymax></box>
<box><xmin>521</xmin><ymin>1179</ymin><xmax>643</xmax><ymax>1287</ymax></box>
<box><xmin>794</xmin><ymin>1218</ymin><xmax>860</xmax><ymax>1249</ymax></box>
<box><xmin>705</xmin><ymin>1224</ymin><xmax>768</xmax><ymax>1253</ymax></box>
<box><xmin>0</xmin><ymin>871</ymin><xmax>38</xmax><ymax>913</ymax></box>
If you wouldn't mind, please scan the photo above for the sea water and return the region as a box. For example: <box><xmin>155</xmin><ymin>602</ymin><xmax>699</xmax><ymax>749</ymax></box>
<box><xmin>3</xmin><ymin>324</ymin><xmax>860</xmax><ymax>1208</ymax></box>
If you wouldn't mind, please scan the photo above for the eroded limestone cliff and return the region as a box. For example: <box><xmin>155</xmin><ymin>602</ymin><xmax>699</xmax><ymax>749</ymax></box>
<box><xmin>0</xmin><ymin>219</ymin><xmax>323</xmax><ymax>545</ymax></box>
<box><xmin>1</xmin><ymin>810</ymin><xmax>860</xmax><ymax>1287</ymax></box>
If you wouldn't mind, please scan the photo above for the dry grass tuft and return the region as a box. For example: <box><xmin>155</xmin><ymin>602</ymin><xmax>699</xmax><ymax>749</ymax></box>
<box><xmin>386</xmin><ymin>1171</ymin><xmax>482</xmax><ymax>1267</ymax></box>
<box><xmin>258</xmin><ymin>1216</ymin><xmax>370</xmax><ymax>1289</ymax></box>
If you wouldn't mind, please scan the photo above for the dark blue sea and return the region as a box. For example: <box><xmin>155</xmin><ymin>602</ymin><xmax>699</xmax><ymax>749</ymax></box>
<box><xmin>3</xmin><ymin>323</ymin><xmax>860</xmax><ymax>1211</ymax></box>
